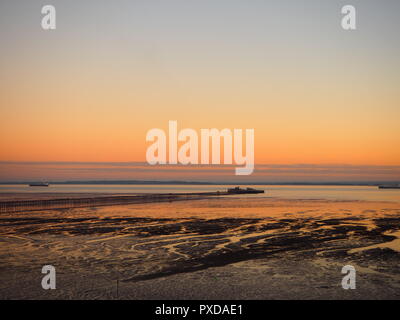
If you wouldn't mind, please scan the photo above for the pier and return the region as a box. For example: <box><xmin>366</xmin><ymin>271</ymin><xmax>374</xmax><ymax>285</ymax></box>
<box><xmin>0</xmin><ymin>191</ymin><xmax>229</xmax><ymax>213</ymax></box>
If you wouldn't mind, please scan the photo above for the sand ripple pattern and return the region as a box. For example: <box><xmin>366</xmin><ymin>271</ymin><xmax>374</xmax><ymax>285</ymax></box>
<box><xmin>1</xmin><ymin>212</ymin><xmax>399</xmax><ymax>284</ymax></box>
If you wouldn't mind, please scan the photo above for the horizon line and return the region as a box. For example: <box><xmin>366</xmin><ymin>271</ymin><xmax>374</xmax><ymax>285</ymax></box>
<box><xmin>0</xmin><ymin>179</ymin><xmax>399</xmax><ymax>186</ymax></box>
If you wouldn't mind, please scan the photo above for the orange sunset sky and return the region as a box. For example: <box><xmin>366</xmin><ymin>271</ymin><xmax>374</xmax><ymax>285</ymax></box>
<box><xmin>0</xmin><ymin>0</ymin><xmax>399</xmax><ymax>182</ymax></box>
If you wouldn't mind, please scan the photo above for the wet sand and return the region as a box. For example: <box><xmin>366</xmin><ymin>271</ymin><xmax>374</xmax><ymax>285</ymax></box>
<box><xmin>0</xmin><ymin>196</ymin><xmax>399</xmax><ymax>299</ymax></box>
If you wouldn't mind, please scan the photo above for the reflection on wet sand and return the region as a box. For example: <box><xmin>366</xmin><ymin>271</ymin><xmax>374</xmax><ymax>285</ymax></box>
<box><xmin>0</xmin><ymin>197</ymin><xmax>399</xmax><ymax>299</ymax></box>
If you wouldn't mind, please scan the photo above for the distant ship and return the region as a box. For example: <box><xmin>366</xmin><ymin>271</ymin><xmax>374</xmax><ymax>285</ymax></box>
<box><xmin>29</xmin><ymin>182</ymin><xmax>49</xmax><ymax>187</ymax></box>
<box><xmin>378</xmin><ymin>184</ymin><xmax>400</xmax><ymax>189</ymax></box>
<box><xmin>227</xmin><ymin>187</ymin><xmax>264</xmax><ymax>194</ymax></box>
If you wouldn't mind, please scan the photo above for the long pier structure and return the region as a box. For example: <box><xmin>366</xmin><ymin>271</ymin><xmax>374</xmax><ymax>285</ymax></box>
<box><xmin>0</xmin><ymin>191</ymin><xmax>229</xmax><ymax>213</ymax></box>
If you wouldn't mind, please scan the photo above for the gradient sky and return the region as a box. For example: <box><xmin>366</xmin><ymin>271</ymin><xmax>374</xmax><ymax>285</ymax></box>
<box><xmin>0</xmin><ymin>0</ymin><xmax>399</xmax><ymax>181</ymax></box>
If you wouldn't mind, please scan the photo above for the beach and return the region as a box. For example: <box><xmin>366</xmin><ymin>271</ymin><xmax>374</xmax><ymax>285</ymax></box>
<box><xmin>1</xmin><ymin>191</ymin><xmax>399</xmax><ymax>299</ymax></box>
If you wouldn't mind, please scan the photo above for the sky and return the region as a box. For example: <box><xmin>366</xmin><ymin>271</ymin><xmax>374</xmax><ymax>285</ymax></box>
<box><xmin>0</xmin><ymin>0</ymin><xmax>399</xmax><ymax>182</ymax></box>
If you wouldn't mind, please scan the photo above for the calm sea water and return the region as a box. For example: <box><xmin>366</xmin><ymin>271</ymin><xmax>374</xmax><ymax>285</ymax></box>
<box><xmin>0</xmin><ymin>184</ymin><xmax>399</xmax><ymax>202</ymax></box>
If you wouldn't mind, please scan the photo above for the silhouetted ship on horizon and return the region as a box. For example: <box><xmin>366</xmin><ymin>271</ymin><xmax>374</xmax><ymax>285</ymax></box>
<box><xmin>378</xmin><ymin>184</ymin><xmax>400</xmax><ymax>189</ymax></box>
<box><xmin>29</xmin><ymin>182</ymin><xmax>49</xmax><ymax>187</ymax></box>
<box><xmin>227</xmin><ymin>187</ymin><xmax>264</xmax><ymax>194</ymax></box>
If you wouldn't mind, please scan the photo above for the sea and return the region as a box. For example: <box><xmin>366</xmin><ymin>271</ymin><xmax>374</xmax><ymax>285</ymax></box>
<box><xmin>0</xmin><ymin>184</ymin><xmax>399</xmax><ymax>202</ymax></box>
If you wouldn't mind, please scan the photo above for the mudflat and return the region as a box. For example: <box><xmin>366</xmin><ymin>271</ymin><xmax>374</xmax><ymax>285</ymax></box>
<box><xmin>0</xmin><ymin>196</ymin><xmax>399</xmax><ymax>299</ymax></box>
